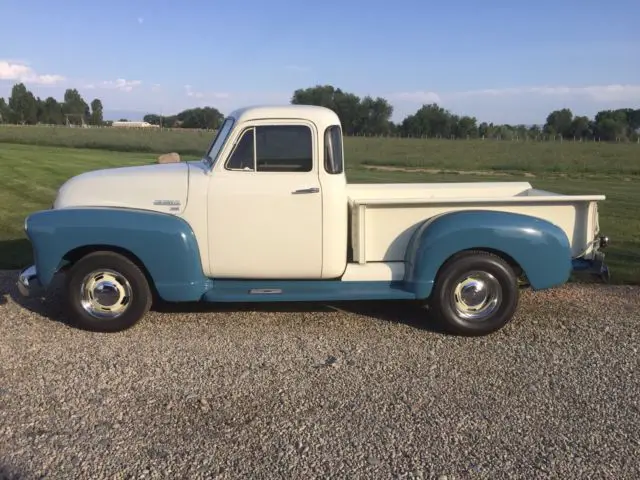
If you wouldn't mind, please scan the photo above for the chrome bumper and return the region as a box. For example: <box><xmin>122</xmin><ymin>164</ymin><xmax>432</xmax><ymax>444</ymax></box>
<box><xmin>17</xmin><ymin>265</ymin><xmax>44</xmax><ymax>297</ymax></box>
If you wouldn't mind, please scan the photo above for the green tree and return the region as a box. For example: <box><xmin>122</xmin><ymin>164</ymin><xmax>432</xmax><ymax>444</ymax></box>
<box><xmin>513</xmin><ymin>124</ymin><xmax>528</xmax><ymax>139</ymax></box>
<box><xmin>544</xmin><ymin>108</ymin><xmax>573</xmax><ymax>137</ymax></box>
<box><xmin>528</xmin><ymin>124</ymin><xmax>542</xmax><ymax>138</ymax></box>
<box><xmin>291</xmin><ymin>84</ymin><xmax>341</xmax><ymax>110</ymax></box>
<box><xmin>594</xmin><ymin>110</ymin><xmax>628</xmax><ymax>140</ymax></box>
<box><xmin>599</xmin><ymin>119</ymin><xmax>624</xmax><ymax>141</ymax></box>
<box><xmin>357</xmin><ymin>96</ymin><xmax>394</xmax><ymax>135</ymax></box>
<box><xmin>143</xmin><ymin>114</ymin><xmax>163</xmax><ymax>126</ymax></box>
<box><xmin>63</xmin><ymin>88</ymin><xmax>90</xmax><ymax>124</ymax></box>
<box><xmin>177</xmin><ymin>107</ymin><xmax>224</xmax><ymax>129</ymax></box>
<box><xmin>478</xmin><ymin>122</ymin><xmax>495</xmax><ymax>138</ymax></box>
<box><xmin>40</xmin><ymin>97</ymin><xmax>64</xmax><ymax>124</ymax></box>
<box><xmin>144</xmin><ymin>113</ymin><xmax>178</xmax><ymax>127</ymax></box>
<box><xmin>455</xmin><ymin>116</ymin><xmax>479</xmax><ymax>138</ymax></box>
<box><xmin>8</xmin><ymin>83</ymin><xmax>38</xmax><ymax>124</ymax></box>
<box><xmin>90</xmin><ymin>98</ymin><xmax>104</xmax><ymax>125</ymax></box>
<box><xmin>627</xmin><ymin>109</ymin><xmax>640</xmax><ymax>132</ymax></box>
<box><xmin>493</xmin><ymin>124</ymin><xmax>515</xmax><ymax>140</ymax></box>
<box><xmin>569</xmin><ymin>115</ymin><xmax>592</xmax><ymax>139</ymax></box>
<box><xmin>400</xmin><ymin>103</ymin><xmax>457</xmax><ymax>138</ymax></box>
<box><xmin>0</xmin><ymin>97</ymin><xmax>9</xmax><ymax>123</ymax></box>
<box><xmin>291</xmin><ymin>84</ymin><xmax>394</xmax><ymax>136</ymax></box>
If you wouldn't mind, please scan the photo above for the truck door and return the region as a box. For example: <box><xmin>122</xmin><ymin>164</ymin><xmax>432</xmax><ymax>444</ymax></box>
<box><xmin>206</xmin><ymin>120</ymin><xmax>323</xmax><ymax>279</ymax></box>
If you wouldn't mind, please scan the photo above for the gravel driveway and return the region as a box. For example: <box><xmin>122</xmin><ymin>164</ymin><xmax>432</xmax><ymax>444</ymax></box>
<box><xmin>1</xmin><ymin>270</ymin><xmax>639</xmax><ymax>479</ymax></box>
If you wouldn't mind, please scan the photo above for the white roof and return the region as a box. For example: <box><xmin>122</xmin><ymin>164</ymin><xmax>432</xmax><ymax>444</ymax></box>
<box><xmin>227</xmin><ymin>104</ymin><xmax>341</xmax><ymax>127</ymax></box>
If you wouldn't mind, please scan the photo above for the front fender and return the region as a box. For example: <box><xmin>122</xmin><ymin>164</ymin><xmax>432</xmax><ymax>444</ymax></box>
<box><xmin>404</xmin><ymin>210</ymin><xmax>573</xmax><ymax>298</ymax></box>
<box><xmin>24</xmin><ymin>207</ymin><xmax>210</xmax><ymax>301</ymax></box>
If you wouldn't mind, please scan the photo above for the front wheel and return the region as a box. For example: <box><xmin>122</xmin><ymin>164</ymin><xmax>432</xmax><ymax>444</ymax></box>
<box><xmin>429</xmin><ymin>251</ymin><xmax>519</xmax><ymax>336</ymax></box>
<box><xmin>64</xmin><ymin>251</ymin><xmax>152</xmax><ymax>332</ymax></box>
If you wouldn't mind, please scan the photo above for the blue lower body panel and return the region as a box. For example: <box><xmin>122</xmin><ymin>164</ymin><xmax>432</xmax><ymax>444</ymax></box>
<box><xmin>201</xmin><ymin>280</ymin><xmax>418</xmax><ymax>303</ymax></box>
<box><xmin>201</xmin><ymin>251</ymin><xmax>610</xmax><ymax>303</ymax></box>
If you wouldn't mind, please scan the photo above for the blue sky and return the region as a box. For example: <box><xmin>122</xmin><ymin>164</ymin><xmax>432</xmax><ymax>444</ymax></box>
<box><xmin>1</xmin><ymin>0</ymin><xmax>639</xmax><ymax>124</ymax></box>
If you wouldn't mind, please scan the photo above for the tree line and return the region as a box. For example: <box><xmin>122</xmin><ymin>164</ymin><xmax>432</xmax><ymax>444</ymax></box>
<box><xmin>142</xmin><ymin>108</ymin><xmax>223</xmax><ymax>130</ymax></box>
<box><xmin>0</xmin><ymin>83</ymin><xmax>104</xmax><ymax>126</ymax></box>
<box><xmin>287</xmin><ymin>85</ymin><xmax>640</xmax><ymax>141</ymax></box>
<box><xmin>0</xmin><ymin>82</ymin><xmax>225</xmax><ymax>130</ymax></box>
<box><xmin>1</xmin><ymin>82</ymin><xmax>639</xmax><ymax>141</ymax></box>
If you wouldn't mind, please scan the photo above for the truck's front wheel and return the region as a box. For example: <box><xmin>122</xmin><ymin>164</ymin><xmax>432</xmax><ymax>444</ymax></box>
<box><xmin>64</xmin><ymin>251</ymin><xmax>152</xmax><ymax>332</ymax></box>
<box><xmin>430</xmin><ymin>250</ymin><xmax>519</xmax><ymax>336</ymax></box>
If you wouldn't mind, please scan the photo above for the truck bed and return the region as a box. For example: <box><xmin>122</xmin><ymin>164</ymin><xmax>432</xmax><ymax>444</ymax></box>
<box><xmin>346</xmin><ymin>182</ymin><xmax>605</xmax><ymax>264</ymax></box>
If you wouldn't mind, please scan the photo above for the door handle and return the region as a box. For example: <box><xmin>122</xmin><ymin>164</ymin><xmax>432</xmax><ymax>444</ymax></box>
<box><xmin>292</xmin><ymin>187</ymin><xmax>320</xmax><ymax>194</ymax></box>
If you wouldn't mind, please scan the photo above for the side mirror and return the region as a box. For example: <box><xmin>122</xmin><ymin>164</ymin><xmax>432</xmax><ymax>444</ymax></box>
<box><xmin>157</xmin><ymin>152</ymin><xmax>181</xmax><ymax>164</ymax></box>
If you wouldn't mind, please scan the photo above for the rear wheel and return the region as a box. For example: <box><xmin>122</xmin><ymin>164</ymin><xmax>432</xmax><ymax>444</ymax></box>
<box><xmin>64</xmin><ymin>251</ymin><xmax>152</xmax><ymax>332</ymax></box>
<box><xmin>429</xmin><ymin>251</ymin><xmax>519</xmax><ymax>336</ymax></box>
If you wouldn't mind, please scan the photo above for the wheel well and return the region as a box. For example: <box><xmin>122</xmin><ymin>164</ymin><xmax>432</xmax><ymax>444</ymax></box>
<box><xmin>440</xmin><ymin>248</ymin><xmax>526</xmax><ymax>281</ymax></box>
<box><xmin>59</xmin><ymin>245</ymin><xmax>160</xmax><ymax>298</ymax></box>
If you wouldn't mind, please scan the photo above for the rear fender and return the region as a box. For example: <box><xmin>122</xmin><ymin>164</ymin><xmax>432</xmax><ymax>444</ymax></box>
<box><xmin>24</xmin><ymin>207</ymin><xmax>210</xmax><ymax>301</ymax></box>
<box><xmin>404</xmin><ymin>210</ymin><xmax>573</xmax><ymax>298</ymax></box>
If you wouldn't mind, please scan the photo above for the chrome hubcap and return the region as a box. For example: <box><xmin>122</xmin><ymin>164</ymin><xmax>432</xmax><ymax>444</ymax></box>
<box><xmin>453</xmin><ymin>271</ymin><xmax>502</xmax><ymax>320</ymax></box>
<box><xmin>80</xmin><ymin>269</ymin><xmax>132</xmax><ymax>319</ymax></box>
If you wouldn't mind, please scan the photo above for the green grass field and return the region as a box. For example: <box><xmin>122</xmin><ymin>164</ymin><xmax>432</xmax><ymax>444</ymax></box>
<box><xmin>0</xmin><ymin>126</ymin><xmax>638</xmax><ymax>284</ymax></box>
<box><xmin>2</xmin><ymin>124</ymin><xmax>640</xmax><ymax>176</ymax></box>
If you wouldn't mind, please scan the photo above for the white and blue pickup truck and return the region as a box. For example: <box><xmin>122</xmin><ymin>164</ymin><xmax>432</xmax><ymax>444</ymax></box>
<box><xmin>17</xmin><ymin>105</ymin><xmax>610</xmax><ymax>335</ymax></box>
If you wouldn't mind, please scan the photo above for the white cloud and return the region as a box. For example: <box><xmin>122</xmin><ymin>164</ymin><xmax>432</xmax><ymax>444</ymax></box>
<box><xmin>136</xmin><ymin>89</ymin><xmax>290</xmax><ymax>116</ymax></box>
<box><xmin>448</xmin><ymin>84</ymin><xmax>640</xmax><ymax>103</ymax></box>
<box><xmin>93</xmin><ymin>78</ymin><xmax>142</xmax><ymax>92</ymax></box>
<box><xmin>586</xmin><ymin>84</ymin><xmax>640</xmax><ymax>102</ymax></box>
<box><xmin>184</xmin><ymin>84</ymin><xmax>229</xmax><ymax>99</ymax></box>
<box><xmin>386</xmin><ymin>84</ymin><xmax>640</xmax><ymax>123</ymax></box>
<box><xmin>184</xmin><ymin>84</ymin><xmax>204</xmax><ymax>98</ymax></box>
<box><xmin>390</xmin><ymin>84</ymin><xmax>640</xmax><ymax>104</ymax></box>
<box><xmin>0</xmin><ymin>60</ymin><xmax>65</xmax><ymax>85</ymax></box>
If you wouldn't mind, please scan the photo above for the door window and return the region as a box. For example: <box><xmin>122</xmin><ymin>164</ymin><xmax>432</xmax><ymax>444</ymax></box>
<box><xmin>225</xmin><ymin>124</ymin><xmax>313</xmax><ymax>172</ymax></box>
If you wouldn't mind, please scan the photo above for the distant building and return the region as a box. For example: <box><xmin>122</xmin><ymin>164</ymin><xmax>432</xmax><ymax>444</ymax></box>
<box><xmin>111</xmin><ymin>120</ymin><xmax>159</xmax><ymax>128</ymax></box>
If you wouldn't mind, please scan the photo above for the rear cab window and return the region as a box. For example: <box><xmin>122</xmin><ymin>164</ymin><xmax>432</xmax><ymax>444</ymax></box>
<box><xmin>324</xmin><ymin>125</ymin><xmax>343</xmax><ymax>174</ymax></box>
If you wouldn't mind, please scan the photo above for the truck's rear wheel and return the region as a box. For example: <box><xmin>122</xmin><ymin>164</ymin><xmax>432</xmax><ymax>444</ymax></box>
<box><xmin>64</xmin><ymin>251</ymin><xmax>152</xmax><ymax>332</ymax></box>
<box><xmin>430</xmin><ymin>251</ymin><xmax>519</xmax><ymax>336</ymax></box>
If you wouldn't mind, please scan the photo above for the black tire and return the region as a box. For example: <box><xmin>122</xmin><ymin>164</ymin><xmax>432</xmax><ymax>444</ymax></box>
<box><xmin>64</xmin><ymin>251</ymin><xmax>152</xmax><ymax>332</ymax></box>
<box><xmin>429</xmin><ymin>250</ymin><xmax>519</xmax><ymax>336</ymax></box>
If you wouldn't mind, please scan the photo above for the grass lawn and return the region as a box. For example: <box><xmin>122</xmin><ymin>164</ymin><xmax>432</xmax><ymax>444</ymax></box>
<box><xmin>0</xmin><ymin>141</ymin><xmax>638</xmax><ymax>285</ymax></box>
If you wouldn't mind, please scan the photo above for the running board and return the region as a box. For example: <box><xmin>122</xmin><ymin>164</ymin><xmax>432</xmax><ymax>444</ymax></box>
<box><xmin>201</xmin><ymin>280</ymin><xmax>417</xmax><ymax>303</ymax></box>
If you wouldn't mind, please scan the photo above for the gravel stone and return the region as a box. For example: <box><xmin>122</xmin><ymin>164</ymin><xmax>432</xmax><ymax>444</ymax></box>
<box><xmin>1</xmin><ymin>270</ymin><xmax>639</xmax><ymax>479</ymax></box>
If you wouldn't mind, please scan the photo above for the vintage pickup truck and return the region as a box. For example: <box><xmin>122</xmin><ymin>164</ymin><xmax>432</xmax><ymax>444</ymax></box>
<box><xmin>17</xmin><ymin>105</ymin><xmax>610</xmax><ymax>335</ymax></box>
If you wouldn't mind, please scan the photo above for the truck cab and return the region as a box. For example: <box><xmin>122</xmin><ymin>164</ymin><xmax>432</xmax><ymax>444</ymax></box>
<box><xmin>17</xmin><ymin>105</ymin><xmax>610</xmax><ymax>336</ymax></box>
<box><xmin>195</xmin><ymin>105</ymin><xmax>349</xmax><ymax>280</ymax></box>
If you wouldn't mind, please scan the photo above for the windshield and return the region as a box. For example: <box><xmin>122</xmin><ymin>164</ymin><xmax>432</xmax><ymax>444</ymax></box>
<box><xmin>204</xmin><ymin>117</ymin><xmax>235</xmax><ymax>167</ymax></box>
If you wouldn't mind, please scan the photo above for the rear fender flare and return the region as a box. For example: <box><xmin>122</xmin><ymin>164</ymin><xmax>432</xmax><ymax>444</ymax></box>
<box><xmin>403</xmin><ymin>210</ymin><xmax>573</xmax><ymax>298</ymax></box>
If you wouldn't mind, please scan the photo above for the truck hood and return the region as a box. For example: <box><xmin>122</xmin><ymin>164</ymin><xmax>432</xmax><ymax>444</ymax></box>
<box><xmin>53</xmin><ymin>162</ymin><xmax>189</xmax><ymax>215</ymax></box>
